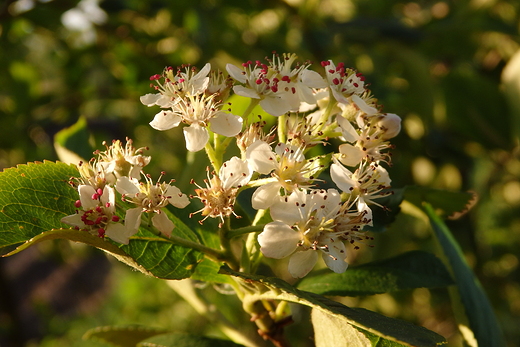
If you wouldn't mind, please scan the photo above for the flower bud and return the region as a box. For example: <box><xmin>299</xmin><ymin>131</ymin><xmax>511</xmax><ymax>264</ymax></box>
<box><xmin>378</xmin><ymin>113</ymin><xmax>401</xmax><ymax>140</ymax></box>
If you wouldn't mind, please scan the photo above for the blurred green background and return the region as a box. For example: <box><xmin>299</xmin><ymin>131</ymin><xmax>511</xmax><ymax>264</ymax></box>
<box><xmin>1</xmin><ymin>0</ymin><xmax>519</xmax><ymax>346</ymax></box>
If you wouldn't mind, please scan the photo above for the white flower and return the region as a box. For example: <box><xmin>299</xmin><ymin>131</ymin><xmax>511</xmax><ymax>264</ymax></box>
<box><xmin>149</xmin><ymin>93</ymin><xmax>243</xmax><ymax>152</ymax></box>
<box><xmin>257</xmin><ymin>189</ymin><xmax>348</xmax><ymax>278</ymax></box>
<box><xmin>61</xmin><ymin>185</ymin><xmax>135</xmax><ymax>244</ymax></box>
<box><xmin>116</xmin><ymin>175</ymin><xmax>190</xmax><ymax>238</ymax></box>
<box><xmin>226</xmin><ymin>60</ymin><xmax>300</xmax><ymax>117</ymax></box>
<box><xmin>337</xmin><ymin>112</ymin><xmax>401</xmax><ymax>166</ymax></box>
<box><xmin>246</xmin><ymin>140</ymin><xmax>320</xmax><ymax>209</ymax></box>
<box><xmin>330</xmin><ymin>160</ymin><xmax>391</xmax><ymax>226</ymax></box>
<box><xmin>140</xmin><ymin>63</ymin><xmax>211</xmax><ymax>108</ymax></box>
<box><xmin>96</xmin><ymin>138</ymin><xmax>151</xmax><ymax>184</ymax></box>
<box><xmin>193</xmin><ymin>157</ymin><xmax>252</xmax><ymax>225</ymax></box>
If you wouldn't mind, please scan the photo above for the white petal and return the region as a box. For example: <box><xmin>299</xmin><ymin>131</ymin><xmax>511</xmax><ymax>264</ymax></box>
<box><xmin>288</xmin><ymin>250</ymin><xmax>318</xmax><ymax>278</ymax></box>
<box><xmin>357</xmin><ymin>197</ymin><xmax>373</xmax><ymax>226</ymax></box>
<box><xmin>115</xmin><ymin>176</ymin><xmax>140</xmax><ymax>196</ymax></box>
<box><xmin>152</xmin><ymin>211</ymin><xmax>175</xmax><ymax>237</ymax></box>
<box><xmin>210</xmin><ymin>112</ymin><xmax>243</xmax><ymax>137</ymax></box>
<box><xmin>300</xmin><ymin>69</ymin><xmax>328</xmax><ymax>88</ymax></box>
<box><xmin>78</xmin><ymin>185</ymin><xmax>98</xmax><ymax>210</ymax></box>
<box><xmin>379</xmin><ymin>113</ymin><xmax>401</xmax><ymax>139</ymax></box>
<box><xmin>259</xmin><ymin>97</ymin><xmax>292</xmax><ymax>117</ymax></box>
<box><xmin>322</xmin><ymin>239</ymin><xmax>348</xmax><ymax>273</ymax></box>
<box><xmin>183</xmin><ymin>124</ymin><xmax>209</xmax><ymax>152</ymax></box>
<box><xmin>351</xmin><ymin>94</ymin><xmax>378</xmax><ymax>116</ymax></box>
<box><xmin>246</xmin><ymin>140</ymin><xmax>277</xmax><ymax>174</ymax></box>
<box><xmin>166</xmin><ymin>185</ymin><xmax>190</xmax><ymax>208</ymax></box>
<box><xmin>270</xmin><ymin>190</ymin><xmax>305</xmax><ymax>225</ymax></box>
<box><xmin>330</xmin><ymin>163</ymin><xmax>355</xmax><ymax>193</ymax></box>
<box><xmin>226</xmin><ymin>63</ymin><xmax>247</xmax><ymax>83</ymax></box>
<box><xmin>336</xmin><ymin>116</ymin><xmax>358</xmax><ymax>143</ymax></box>
<box><xmin>124</xmin><ymin>207</ymin><xmax>142</xmax><ymax>233</ymax></box>
<box><xmin>258</xmin><ymin>221</ymin><xmax>300</xmax><ymax>259</ymax></box>
<box><xmin>252</xmin><ymin>182</ymin><xmax>281</xmax><ymax>210</ymax></box>
<box><xmin>61</xmin><ymin>213</ymin><xmax>83</xmax><ymax>227</ymax></box>
<box><xmin>150</xmin><ymin>110</ymin><xmax>182</xmax><ymax>131</ymax></box>
<box><xmin>100</xmin><ymin>186</ymin><xmax>116</xmax><ymax>211</ymax></box>
<box><xmin>233</xmin><ymin>85</ymin><xmax>260</xmax><ymax>99</ymax></box>
<box><xmin>105</xmin><ymin>222</ymin><xmax>133</xmax><ymax>245</ymax></box>
<box><xmin>140</xmin><ymin>93</ymin><xmax>161</xmax><ymax>106</ymax></box>
<box><xmin>338</xmin><ymin>144</ymin><xmax>364</xmax><ymax>167</ymax></box>
<box><xmin>219</xmin><ymin>156</ymin><xmax>251</xmax><ymax>188</ymax></box>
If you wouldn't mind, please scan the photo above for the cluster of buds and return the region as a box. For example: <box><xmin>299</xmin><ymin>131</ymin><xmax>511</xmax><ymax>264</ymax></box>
<box><xmin>61</xmin><ymin>139</ymin><xmax>189</xmax><ymax>244</ymax></box>
<box><xmin>73</xmin><ymin>53</ymin><xmax>401</xmax><ymax>278</ymax></box>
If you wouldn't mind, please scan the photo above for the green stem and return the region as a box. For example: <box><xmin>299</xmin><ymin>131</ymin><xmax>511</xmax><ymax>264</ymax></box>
<box><xmin>204</xmin><ymin>141</ymin><xmax>221</xmax><ymax>172</ymax></box>
<box><xmin>316</xmin><ymin>90</ymin><xmax>337</xmax><ymax>132</ymax></box>
<box><xmin>168</xmin><ymin>233</ymin><xmax>226</xmax><ymax>263</ymax></box>
<box><xmin>227</xmin><ymin>225</ymin><xmax>265</xmax><ymax>238</ymax></box>
<box><xmin>242</xmin><ymin>98</ymin><xmax>261</xmax><ymax>121</ymax></box>
<box><xmin>277</xmin><ymin>113</ymin><xmax>287</xmax><ymax>143</ymax></box>
<box><xmin>218</xmin><ymin>217</ymin><xmax>239</xmax><ymax>270</ymax></box>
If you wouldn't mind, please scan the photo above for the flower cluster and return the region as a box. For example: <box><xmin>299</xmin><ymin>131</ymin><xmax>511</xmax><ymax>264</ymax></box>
<box><xmin>135</xmin><ymin>53</ymin><xmax>401</xmax><ymax>277</ymax></box>
<box><xmin>61</xmin><ymin>139</ymin><xmax>189</xmax><ymax>244</ymax></box>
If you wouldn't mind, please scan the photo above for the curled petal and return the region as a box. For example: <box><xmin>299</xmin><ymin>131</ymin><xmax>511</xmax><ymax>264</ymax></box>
<box><xmin>258</xmin><ymin>221</ymin><xmax>300</xmax><ymax>259</ymax></box>
<box><xmin>124</xmin><ymin>207</ymin><xmax>142</xmax><ymax>235</ymax></box>
<box><xmin>259</xmin><ymin>97</ymin><xmax>292</xmax><ymax>117</ymax></box>
<box><xmin>140</xmin><ymin>93</ymin><xmax>161</xmax><ymax>106</ymax></box>
<box><xmin>330</xmin><ymin>162</ymin><xmax>355</xmax><ymax>193</ymax></box>
<box><xmin>351</xmin><ymin>94</ymin><xmax>378</xmax><ymax>116</ymax></box>
<box><xmin>233</xmin><ymin>85</ymin><xmax>260</xmax><ymax>99</ymax></box>
<box><xmin>105</xmin><ymin>222</ymin><xmax>133</xmax><ymax>245</ymax></box>
<box><xmin>300</xmin><ymin>69</ymin><xmax>328</xmax><ymax>89</ymax></box>
<box><xmin>338</xmin><ymin>143</ymin><xmax>364</xmax><ymax>167</ymax></box>
<box><xmin>78</xmin><ymin>185</ymin><xmax>98</xmax><ymax>210</ymax></box>
<box><xmin>150</xmin><ymin>110</ymin><xmax>182</xmax><ymax>131</ymax></box>
<box><xmin>220</xmin><ymin>157</ymin><xmax>251</xmax><ymax>189</ymax></box>
<box><xmin>115</xmin><ymin>176</ymin><xmax>140</xmax><ymax>196</ymax></box>
<box><xmin>183</xmin><ymin>124</ymin><xmax>209</xmax><ymax>152</ymax></box>
<box><xmin>61</xmin><ymin>213</ymin><xmax>83</xmax><ymax>228</ymax></box>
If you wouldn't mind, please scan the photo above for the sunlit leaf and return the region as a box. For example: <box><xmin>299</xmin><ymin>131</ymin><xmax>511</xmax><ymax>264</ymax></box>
<box><xmin>424</xmin><ymin>203</ymin><xmax>506</xmax><ymax>347</ymax></box>
<box><xmin>220</xmin><ymin>267</ymin><xmax>446</xmax><ymax>347</ymax></box>
<box><xmin>83</xmin><ymin>325</ymin><xmax>167</xmax><ymax>347</ymax></box>
<box><xmin>297</xmin><ymin>250</ymin><xmax>453</xmax><ymax>296</ymax></box>
<box><xmin>137</xmin><ymin>332</ymin><xmax>244</xmax><ymax>347</ymax></box>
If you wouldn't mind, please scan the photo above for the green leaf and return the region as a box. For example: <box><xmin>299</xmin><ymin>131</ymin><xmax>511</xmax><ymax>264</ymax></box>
<box><xmin>424</xmin><ymin>203</ymin><xmax>506</xmax><ymax>347</ymax></box>
<box><xmin>0</xmin><ymin>161</ymin><xmax>78</xmax><ymax>254</ymax></box>
<box><xmin>83</xmin><ymin>325</ymin><xmax>167</xmax><ymax>347</ymax></box>
<box><xmin>404</xmin><ymin>186</ymin><xmax>477</xmax><ymax>219</ymax></box>
<box><xmin>220</xmin><ymin>267</ymin><xmax>446</xmax><ymax>347</ymax></box>
<box><xmin>137</xmin><ymin>332</ymin><xmax>244</xmax><ymax>347</ymax></box>
<box><xmin>297</xmin><ymin>250</ymin><xmax>453</xmax><ymax>296</ymax></box>
<box><xmin>118</xmin><ymin>235</ymin><xmax>202</xmax><ymax>280</ymax></box>
<box><xmin>53</xmin><ymin>115</ymin><xmax>93</xmax><ymax>164</ymax></box>
<box><xmin>312</xmin><ymin>308</ymin><xmax>373</xmax><ymax>347</ymax></box>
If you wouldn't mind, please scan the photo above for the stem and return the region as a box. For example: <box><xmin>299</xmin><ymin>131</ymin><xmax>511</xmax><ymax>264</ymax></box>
<box><xmin>316</xmin><ymin>89</ymin><xmax>337</xmax><ymax>132</ymax></box>
<box><xmin>218</xmin><ymin>217</ymin><xmax>240</xmax><ymax>270</ymax></box>
<box><xmin>204</xmin><ymin>141</ymin><xmax>221</xmax><ymax>172</ymax></box>
<box><xmin>227</xmin><ymin>225</ymin><xmax>265</xmax><ymax>238</ymax></box>
<box><xmin>242</xmin><ymin>98</ymin><xmax>261</xmax><ymax>121</ymax></box>
<box><xmin>277</xmin><ymin>113</ymin><xmax>287</xmax><ymax>143</ymax></box>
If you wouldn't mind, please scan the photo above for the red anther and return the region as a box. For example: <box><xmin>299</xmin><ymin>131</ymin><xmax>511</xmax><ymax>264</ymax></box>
<box><xmin>356</xmin><ymin>73</ymin><xmax>365</xmax><ymax>81</ymax></box>
<box><xmin>166</xmin><ymin>66</ymin><xmax>173</xmax><ymax>71</ymax></box>
<box><xmin>95</xmin><ymin>216</ymin><xmax>103</xmax><ymax>224</ymax></box>
<box><xmin>291</xmin><ymin>87</ymin><xmax>296</xmax><ymax>94</ymax></box>
<box><xmin>178</xmin><ymin>78</ymin><xmax>185</xmax><ymax>83</ymax></box>
<box><xmin>112</xmin><ymin>216</ymin><xmax>120</xmax><ymax>222</ymax></box>
<box><xmin>96</xmin><ymin>188</ymin><xmax>103</xmax><ymax>196</ymax></box>
<box><xmin>256</xmin><ymin>78</ymin><xmax>263</xmax><ymax>84</ymax></box>
<box><xmin>74</xmin><ymin>200</ymin><xmax>82</xmax><ymax>208</ymax></box>
<box><xmin>329</xmin><ymin>69</ymin><xmax>335</xmax><ymax>74</ymax></box>
<box><xmin>337</xmin><ymin>62</ymin><xmax>345</xmax><ymax>70</ymax></box>
<box><xmin>321</xmin><ymin>61</ymin><xmax>330</xmax><ymax>67</ymax></box>
<box><xmin>85</xmin><ymin>220</ymin><xmax>95</xmax><ymax>226</ymax></box>
<box><xmin>281</xmin><ymin>75</ymin><xmax>290</xmax><ymax>82</ymax></box>
<box><xmin>271</xmin><ymin>85</ymin><xmax>278</xmax><ymax>93</ymax></box>
<box><xmin>332</xmin><ymin>78</ymin><xmax>340</xmax><ymax>85</ymax></box>
<box><xmin>149</xmin><ymin>74</ymin><xmax>161</xmax><ymax>81</ymax></box>
<box><xmin>92</xmin><ymin>193</ymin><xmax>99</xmax><ymax>200</ymax></box>
<box><xmin>105</xmin><ymin>202</ymin><xmax>111</xmax><ymax>208</ymax></box>
<box><xmin>353</xmin><ymin>83</ymin><xmax>359</xmax><ymax>88</ymax></box>
<box><xmin>98</xmin><ymin>228</ymin><xmax>105</xmax><ymax>238</ymax></box>
<box><xmin>272</xmin><ymin>77</ymin><xmax>279</xmax><ymax>83</ymax></box>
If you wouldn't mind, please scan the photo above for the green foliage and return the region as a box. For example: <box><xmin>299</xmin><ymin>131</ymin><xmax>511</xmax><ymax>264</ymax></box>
<box><xmin>83</xmin><ymin>325</ymin><xmax>168</xmax><ymax>347</ymax></box>
<box><xmin>297</xmin><ymin>250</ymin><xmax>453</xmax><ymax>296</ymax></box>
<box><xmin>424</xmin><ymin>203</ymin><xmax>506</xmax><ymax>347</ymax></box>
<box><xmin>220</xmin><ymin>267</ymin><xmax>446</xmax><ymax>347</ymax></box>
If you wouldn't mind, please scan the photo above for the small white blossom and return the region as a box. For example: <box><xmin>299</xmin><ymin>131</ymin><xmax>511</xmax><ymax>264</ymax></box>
<box><xmin>257</xmin><ymin>189</ymin><xmax>348</xmax><ymax>278</ymax></box>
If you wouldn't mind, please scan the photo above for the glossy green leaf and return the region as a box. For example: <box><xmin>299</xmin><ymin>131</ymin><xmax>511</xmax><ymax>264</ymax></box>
<box><xmin>83</xmin><ymin>325</ymin><xmax>167</xmax><ymax>347</ymax></box>
<box><xmin>424</xmin><ymin>203</ymin><xmax>505</xmax><ymax>347</ymax></box>
<box><xmin>297</xmin><ymin>250</ymin><xmax>453</xmax><ymax>296</ymax></box>
<box><xmin>138</xmin><ymin>332</ymin><xmax>244</xmax><ymax>347</ymax></box>
<box><xmin>404</xmin><ymin>186</ymin><xmax>477</xmax><ymax>219</ymax></box>
<box><xmin>53</xmin><ymin>115</ymin><xmax>93</xmax><ymax>164</ymax></box>
<box><xmin>0</xmin><ymin>161</ymin><xmax>78</xmax><ymax>255</ymax></box>
<box><xmin>220</xmin><ymin>267</ymin><xmax>446</xmax><ymax>347</ymax></box>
